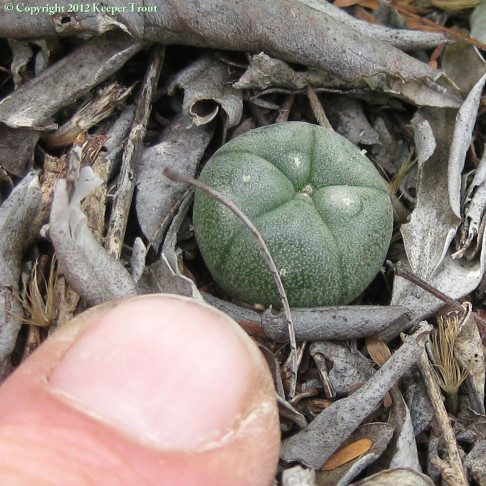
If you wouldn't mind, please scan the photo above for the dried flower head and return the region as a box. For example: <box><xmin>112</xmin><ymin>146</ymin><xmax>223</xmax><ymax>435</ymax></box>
<box><xmin>18</xmin><ymin>255</ymin><xmax>58</xmax><ymax>328</ymax></box>
<box><xmin>430</xmin><ymin>312</ymin><xmax>469</xmax><ymax>412</ymax></box>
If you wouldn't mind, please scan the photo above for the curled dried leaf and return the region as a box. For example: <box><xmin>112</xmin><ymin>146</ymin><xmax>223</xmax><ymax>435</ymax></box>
<box><xmin>49</xmin><ymin>166</ymin><xmax>137</xmax><ymax>306</ymax></box>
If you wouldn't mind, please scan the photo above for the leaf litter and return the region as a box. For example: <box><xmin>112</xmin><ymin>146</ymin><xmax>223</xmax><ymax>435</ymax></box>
<box><xmin>2</xmin><ymin>1</ymin><xmax>486</xmax><ymax>483</ymax></box>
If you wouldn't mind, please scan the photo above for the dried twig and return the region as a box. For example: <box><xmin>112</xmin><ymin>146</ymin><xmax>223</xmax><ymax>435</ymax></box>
<box><xmin>388</xmin><ymin>260</ymin><xmax>486</xmax><ymax>336</ymax></box>
<box><xmin>280</xmin><ymin>321</ymin><xmax>432</xmax><ymax>468</ymax></box>
<box><xmin>46</xmin><ymin>82</ymin><xmax>134</xmax><ymax>148</ymax></box>
<box><xmin>164</xmin><ymin>168</ymin><xmax>298</xmax><ymax>398</ymax></box>
<box><xmin>387</xmin><ymin>260</ymin><xmax>464</xmax><ymax>313</ymax></box>
<box><xmin>202</xmin><ymin>292</ymin><xmax>413</xmax><ymax>342</ymax></box>
<box><xmin>306</xmin><ymin>84</ymin><xmax>332</xmax><ymax>129</ymax></box>
<box><xmin>105</xmin><ymin>44</ymin><xmax>165</xmax><ymax>258</ymax></box>
<box><xmin>418</xmin><ymin>350</ymin><xmax>469</xmax><ymax>486</ymax></box>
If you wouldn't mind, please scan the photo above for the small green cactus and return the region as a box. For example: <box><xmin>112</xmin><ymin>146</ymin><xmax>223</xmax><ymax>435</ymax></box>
<box><xmin>193</xmin><ymin>122</ymin><xmax>393</xmax><ymax>308</ymax></box>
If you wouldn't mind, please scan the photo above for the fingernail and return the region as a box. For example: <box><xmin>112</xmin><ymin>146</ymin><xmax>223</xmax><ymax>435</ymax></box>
<box><xmin>49</xmin><ymin>294</ymin><xmax>260</xmax><ymax>450</ymax></box>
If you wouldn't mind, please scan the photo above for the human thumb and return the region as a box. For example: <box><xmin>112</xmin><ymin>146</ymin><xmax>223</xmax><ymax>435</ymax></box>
<box><xmin>0</xmin><ymin>294</ymin><xmax>280</xmax><ymax>486</ymax></box>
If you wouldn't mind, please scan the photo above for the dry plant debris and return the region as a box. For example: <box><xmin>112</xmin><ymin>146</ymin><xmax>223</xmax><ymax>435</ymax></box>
<box><xmin>429</xmin><ymin>312</ymin><xmax>469</xmax><ymax>413</ymax></box>
<box><xmin>15</xmin><ymin>255</ymin><xmax>58</xmax><ymax>329</ymax></box>
<box><xmin>1</xmin><ymin>0</ymin><xmax>486</xmax><ymax>484</ymax></box>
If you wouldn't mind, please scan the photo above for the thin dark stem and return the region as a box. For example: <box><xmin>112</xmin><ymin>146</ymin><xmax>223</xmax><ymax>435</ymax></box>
<box><xmin>164</xmin><ymin>167</ymin><xmax>298</xmax><ymax>398</ymax></box>
<box><xmin>147</xmin><ymin>187</ymin><xmax>193</xmax><ymax>253</ymax></box>
<box><xmin>387</xmin><ymin>260</ymin><xmax>463</xmax><ymax>312</ymax></box>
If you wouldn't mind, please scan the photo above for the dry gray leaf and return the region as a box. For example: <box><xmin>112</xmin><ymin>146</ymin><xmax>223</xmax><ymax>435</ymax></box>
<box><xmin>385</xmin><ymin>78</ymin><xmax>461</xmax><ymax>109</ymax></box>
<box><xmin>159</xmin><ymin>192</ymin><xmax>201</xmax><ymax>300</ymax></box>
<box><xmin>0</xmin><ymin>32</ymin><xmax>145</xmax><ymax>129</ymax></box>
<box><xmin>0</xmin><ymin>171</ymin><xmax>43</xmax><ymax>378</ymax></box>
<box><xmin>448</xmin><ymin>73</ymin><xmax>486</xmax><ymax>218</ymax></box>
<box><xmin>455</xmin><ymin>304</ymin><xmax>485</xmax><ymax>414</ymax></box>
<box><xmin>322</xmin><ymin>95</ymin><xmax>379</xmax><ymax>145</ymax></box>
<box><xmin>139</xmin><ymin>257</ymin><xmax>199</xmax><ymax>298</ymax></box>
<box><xmin>278</xmin><ymin>395</ymin><xmax>309</xmax><ymax>431</ymax></box>
<box><xmin>102</xmin><ymin>104</ymin><xmax>137</xmax><ymax>178</ymax></box>
<box><xmin>441</xmin><ymin>43</ymin><xmax>486</xmax><ymax>96</ymax></box>
<box><xmin>374</xmin><ymin>0</ymin><xmax>408</xmax><ymax>29</ymax></box>
<box><xmin>403</xmin><ymin>108</ymin><xmax>459</xmax><ymax>278</ymax></box>
<box><xmin>456</xmin><ymin>148</ymin><xmax>486</xmax><ymax>259</ymax></box>
<box><xmin>168</xmin><ymin>55</ymin><xmax>243</xmax><ymax>128</ymax></box>
<box><xmin>50</xmin><ymin>166</ymin><xmax>137</xmax><ymax>306</ymax></box>
<box><xmin>463</xmin><ymin>148</ymin><xmax>486</xmax><ymax>219</ymax></box>
<box><xmin>413</xmin><ymin>118</ymin><xmax>437</xmax><ymax>166</ymax></box>
<box><xmin>393</xmin><ymin>82</ymin><xmax>486</xmax><ymax>313</ymax></box>
<box><xmin>138</xmin><ymin>193</ymin><xmax>202</xmax><ymax>300</ymax></box>
<box><xmin>280</xmin><ymin>322</ymin><xmax>431</xmax><ymax>468</ymax></box>
<box><xmin>8</xmin><ymin>39</ymin><xmax>33</xmax><ymax>88</ymax></box>
<box><xmin>0</xmin><ymin>124</ymin><xmax>41</xmax><ymax>176</ymax></box>
<box><xmin>234</xmin><ymin>53</ymin><xmax>461</xmax><ymax>109</ymax></box>
<box><xmin>388</xmin><ymin>388</ymin><xmax>422</xmax><ymax>472</ymax></box>
<box><xmin>0</xmin><ymin>0</ymin><xmax>456</xmax><ymax>97</ymax></box>
<box><xmin>470</xmin><ymin>2</ymin><xmax>486</xmax><ymax>45</ymax></box>
<box><xmin>30</xmin><ymin>39</ymin><xmax>53</xmax><ymax>76</ymax></box>
<box><xmin>135</xmin><ymin>113</ymin><xmax>213</xmax><ymax>247</ymax></box>
<box><xmin>392</xmin><ymin>109</ymin><xmax>463</xmax><ymax>314</ymax></box>
<box><xmin>234</xmin><ymin>53</ymin><xmax>319</xmax><ymax>91</ymax></box>
<box><xmin>310</xmin><ymin>341</ymin><xmax>375</xmax><ymax>395</ymax></box>
<box><xmin>464</xmin><ymin>439</ymin><xmax>486</xmax><ymax>485</ymax></box>
<box><xmin>0</xmin><ymin>32</ymin><xmax>145</xmax><ymax>176</ymax></box>
<box><xmin>296</xmin><ymin>0</ymin><xmax>447</xmax><ymax>51</ymax></box>
<box><xmin>402</xmin><ymin>368</ymin><xmax>434</xmax><ymax>436</ymax></box>
<box><xmin>352</xmin><ymin>467</ymin><xmax>434</xmax><ymax>485</ymax></box>
<box><xmin>392</xmin><ymin>245</ymin><xmax>486</xmax><ymax>315</ymax></box>
<box><xmin>259</xmin><ymin>344</ymin><xmax>286</xmax><ymax>400</ymax></box>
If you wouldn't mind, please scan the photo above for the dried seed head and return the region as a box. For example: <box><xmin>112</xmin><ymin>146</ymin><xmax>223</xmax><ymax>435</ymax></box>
<box><xmin>18</xmin><ymin>255</ymin><xmax>58</xmax><ymax>328</ymax></box>
<box><xmin>430</xmin><ymin>313</ymin><xmax>469</xmax><ymax>411</ymax></box>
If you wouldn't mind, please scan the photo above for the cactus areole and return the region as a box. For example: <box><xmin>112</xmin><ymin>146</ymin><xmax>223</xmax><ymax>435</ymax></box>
<box><xmin>193</xmin><ymin>122</ymin><xmax>393</xmax><ymax>308</ymax></box>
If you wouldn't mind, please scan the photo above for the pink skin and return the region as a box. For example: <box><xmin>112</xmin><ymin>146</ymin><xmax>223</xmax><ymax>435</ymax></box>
<box><xmin>0</xmin><ymin>294</ymin><xmax>281</xmax><ymax>485</ymax></box>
